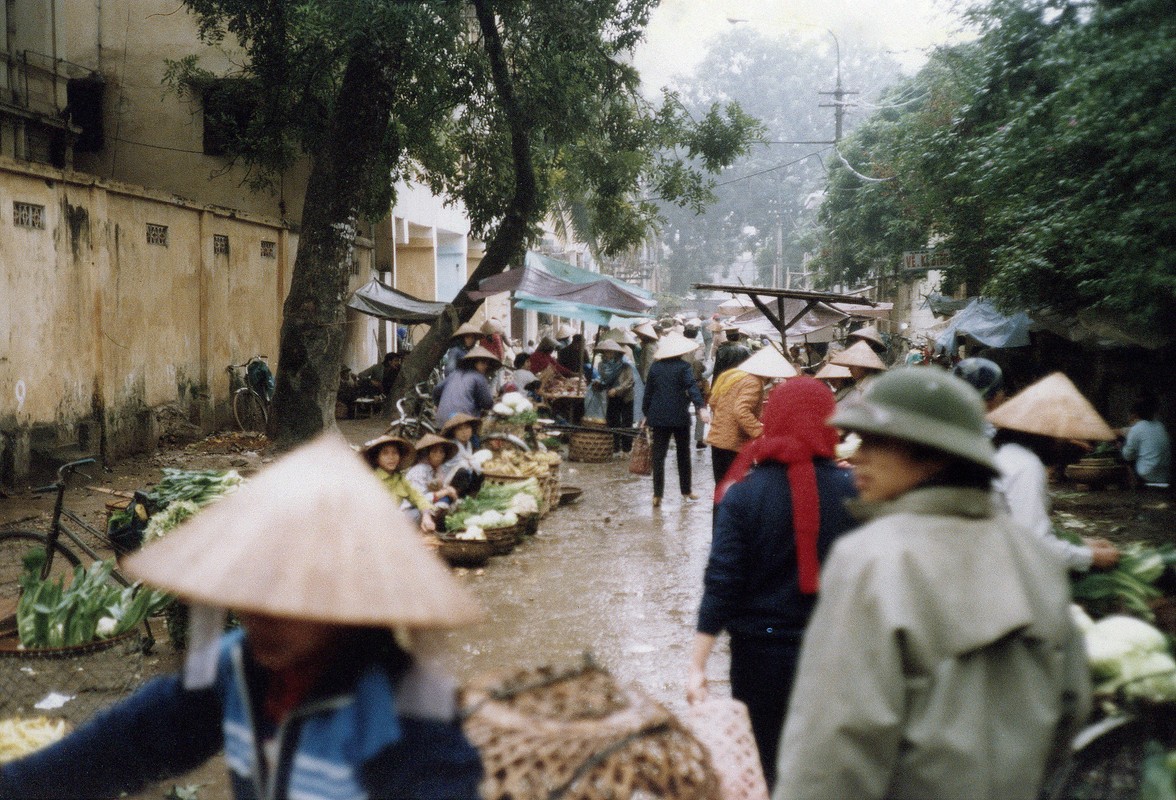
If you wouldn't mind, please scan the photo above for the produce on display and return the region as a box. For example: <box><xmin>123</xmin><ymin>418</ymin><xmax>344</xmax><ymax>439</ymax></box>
<box><xmin>1077</xmin><ymin>610</ymin><xmax>1176</xmax><ymax>703</ymax></box>
<box><xmin>143</xmin><ymin>469</ymin><xmax>244</xmax><ymax>509</ymax></box>
<box><xmin>15</xmin><ymin>550</ymin><xmax>171</xmax><ymax>649</ymax></box>
<box><xmin>492</xmin><ymin>392</ymin><xmax>540</xmax><ymax>426</ymax></box>
<box><xmin>542</xmin><ymin>376</ymin><xmax>586</xmax><ymax>398</ymax></box>
<box><xmin>443</xmin><ymin>479</ymin><xmax>542</xmax><ymax>532</ymax></box>
<box><xmin>0</xmin><ymin>717</ymin><xmax>67</xmax><ymax>763</ymax></box>
<box><xmin>1071</xmin><ymin>543</ymin><xmax>1176</xmax><ymax>621</ymax></box>
<box><xmin>484</xmin><ymin>449</ymin><xmax>561</xmax><ymax>478</ymax></box>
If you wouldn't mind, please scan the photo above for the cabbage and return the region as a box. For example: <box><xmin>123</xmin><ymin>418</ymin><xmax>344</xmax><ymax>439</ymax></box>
<box><xmin>1089</xmin><ymin>616</ymin><xmax>1168</xmax><ymax>654</ymax></box>
<box><xmin>1085</xmin><ymin>615</ymin><xmax>1173</xmax><ymax>688</ymax></box>
<box><xmin>1099</xmin><ymin>652</ymin><xmax>1176</xmax><ymax>703</ymax></box>
<box><xmin>493</xmin><ymin>403</ymin><xmax>514</xmax><ymax>416</ymax></box>
<box><xmin>1070</xmin><ymin>604</ymin><xmax>1096</xmax><ymax>634</ymax></box>
<box><xmin>501</xmin><ymin>392</ymin><xmax>529</xmax><ymax>410</ymax></box>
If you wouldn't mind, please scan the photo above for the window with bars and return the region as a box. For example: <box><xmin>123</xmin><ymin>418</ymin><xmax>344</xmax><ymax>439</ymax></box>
<box><xmin>213</xmin><ymin>234</ymin><xmax>229</xmax><ymax>255</ymax></box>
<box><xmin>146</xmin><ymin>223</ymin><xmax>169</xmax><ymax>246</ymax></box>
<box><xmin>260</xmin><ymin>240</ymin><xmax>276</xmax><ymax>258</ymax></box>
<box><xmin>13</xmin><ymin>202</ymin><xmax>45</xmax><ymax>229</ymax></box>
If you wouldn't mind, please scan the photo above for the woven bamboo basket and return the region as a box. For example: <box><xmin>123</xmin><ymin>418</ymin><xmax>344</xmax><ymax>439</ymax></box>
<box><xmin>538</xmin><ymin>473</ymin><xmax>560</xmax><ymax>516</ymax></box>
<box><xmin>461</xmin><ymin>657</ymin><xmax>719</xmax><ymax>800</ymax></box>
<box><xmin>436</xmin><ymin>534</ymin><xmax>495</xmax><ymax>568</ymax></box>
<box><xmin>484</xmin><ymin>522</ymin><xmax>523</xmax><ymax>555</ymax></box>
<box><xmin>568</xmin><ymin>430</ymin><xmax>613</xmax><ymax>463</ymax></box>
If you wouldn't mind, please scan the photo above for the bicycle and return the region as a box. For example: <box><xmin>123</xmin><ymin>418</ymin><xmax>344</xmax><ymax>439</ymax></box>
<box><xmin>385</xmin><ymin>395</ymin><xmax>438</xmax><ymax>441</ymax></box>
<box><xmin>227</xmin><ymin>355</ymin><xmax>274</xmax><ymax>433</ymax></box>
<box><xmin>0</xmin><ymin>458</ymin><xmax>155</xmax><ymax>647</ymax></box>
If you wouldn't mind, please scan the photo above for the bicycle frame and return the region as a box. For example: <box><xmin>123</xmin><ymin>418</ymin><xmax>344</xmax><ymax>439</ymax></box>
<box><xmin>34</xmin><ymin>459</ymin><xmax>132</xmax><ymax>587</ymax></box>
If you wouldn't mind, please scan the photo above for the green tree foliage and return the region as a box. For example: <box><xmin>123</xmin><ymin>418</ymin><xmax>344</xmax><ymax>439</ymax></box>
<box><xmin>815</xmin><ymin>0</ymin><xmax>1176</xmax><ymax>331</ymax></box>
<box><xmin>170</xmin><ymin>0</ymin><xmax>758</xmax><ymax>444</ymax></box>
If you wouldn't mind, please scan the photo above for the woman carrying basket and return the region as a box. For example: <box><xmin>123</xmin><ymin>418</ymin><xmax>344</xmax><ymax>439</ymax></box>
<box><xmin>0</xmin><ymin>435</ymin><xmax>484</xmax><ymax>799</ymax></box>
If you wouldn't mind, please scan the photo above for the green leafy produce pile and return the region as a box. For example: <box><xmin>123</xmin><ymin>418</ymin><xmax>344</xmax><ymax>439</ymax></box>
<box><xmin>1072</xmin><ymin>543</ymin><xmax>1176</xmax><ymax>622</ymax></box>
<box><xmin>444</xmin><ymin>479</ymin><xmax>541</xmax><ymax>531</ymax></box>
<box><xmin>144</xmin><ymin>469</ymin><xmax>243</xmax><ymax>509</ymax></box>
<box><xmin>16</xmin><ymin>549</ymin><xmax>172</xmax><ymax>648</ymax></box>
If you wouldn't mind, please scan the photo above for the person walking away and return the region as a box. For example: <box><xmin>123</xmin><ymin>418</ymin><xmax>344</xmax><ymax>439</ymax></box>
<box><xmin>954</xmin><ymin>360</ymin><xmax>1120</xmax><ymax>570</ymax></box>
<box><xmin>361</xmin><ymin>434</ymin><xmax>437</xmax><ymax>531</ymax></box>
<box><xmin>642</xmin><ymin>333</ymin><xmax>710</xmax><ymax>507</ymax></box>
<box><xmin>1120</xmin><ymin>395</ymin><xmax>1171</xmax><ymax>489</ymax></box>
<box><xmin>442</xmin><ymin>322</ymin><xmax>483</xmax><ymax>378</ymax></box>
<box><xmin>633</xmin><ymin>321</ymin><xmax>660</xmax><ymax>384</ymax></box>
<box><xmin>441</xmin><ymin>412</ymin><xmax>488</xmax><ymax>498</ymax></box>
<box><xmin>688</xmin><ymin>378</ymin><xmax>856</xmax><ymax>790</ymax></box>
<box><xmin>705</xmin><ymin>346</ymin><xmax>796</xmax><ymax>486</ymax></box>
<box><xmin>433</xmin><ymin>345</ymin><xmax>500</xmax><ymax>428</ymax></box>
<box><xmin>406</xmin><ymin>433</ymin><xmax>461</xmax><ymax>509</ymax></box>
<box><xmin>773</xmin><ymin>367</ymin><xmax>1091</xmax><ymax>800</ymax></box>
<box><xmin>593</xmin><ymin>340</ymin><xmax>636</xmax><ymax>454</ymax></box>
<box><xmin>0</xmin><ymin>435</ymin><xmax>484</xmax><ymax>799</ymax></box>
<box><xmin>682</xmin><ymin>320</ymin><xmax>710</xmax><ymax>450</ymax></box>
<box><xmin>712</xmin><ymin>326</ymin><xmax>751</xmax><ymax>382</ymax></box>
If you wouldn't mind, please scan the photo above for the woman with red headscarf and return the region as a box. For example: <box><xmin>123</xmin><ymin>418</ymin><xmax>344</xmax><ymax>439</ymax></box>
<box><xmin>686</xmin><ymin>377</ymin><xmax>857</xmax><ymax>790</ymax></box>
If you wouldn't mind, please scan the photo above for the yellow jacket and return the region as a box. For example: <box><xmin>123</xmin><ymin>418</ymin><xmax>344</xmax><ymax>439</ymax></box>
<box><xmin>705</xmin><ymin>371</ymin><xmax>764</xmax><ymax>452</ymax></box>
<box><xmin>374</xmin><ymin>468</ymin><xmax>433</xmax><ymax>513</ymax></box>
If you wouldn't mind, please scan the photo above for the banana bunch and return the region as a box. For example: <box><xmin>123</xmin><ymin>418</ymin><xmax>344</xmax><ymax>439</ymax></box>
<box><xmin>484</xmin><ymin>449</ymin><xmax>555</xmax><ymax>477</ymax></box>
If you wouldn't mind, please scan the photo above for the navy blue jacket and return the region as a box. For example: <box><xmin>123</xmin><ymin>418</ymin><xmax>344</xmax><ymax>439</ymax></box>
<box><xmin>0</xmin><ymin>635</ymin><xmax>482</xmax><ymax>800</ymax></box>
<box><xmin>697</xmin><ymin>460</ymin><xmax>858</xmax><ymax>639</ymax></box>
<box><xmin>642</xmin><ymin>357</ymin><xmax>705</xmax><ymax>428</ymax></box>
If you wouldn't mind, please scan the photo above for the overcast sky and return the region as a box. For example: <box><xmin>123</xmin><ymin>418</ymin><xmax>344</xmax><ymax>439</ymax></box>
<box><xmin>632</xmin><ymin>0</ymin><xmax>969</xmax><ymax>94</ymax></box>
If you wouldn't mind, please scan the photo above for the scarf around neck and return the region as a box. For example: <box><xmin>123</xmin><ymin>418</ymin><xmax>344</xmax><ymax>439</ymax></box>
<box><xmin>714</xmin><ymin>377</ymin><xmax>840</xmax><ymax>593</ymax></box>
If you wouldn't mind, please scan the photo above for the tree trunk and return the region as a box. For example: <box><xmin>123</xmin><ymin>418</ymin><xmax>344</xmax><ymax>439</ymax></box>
<box><xmin>386</xmin><ymin>0</ymin><xmax>537</xmax><ymax>409</ymax></box>
<box><xmin>269</xmin><ymin>45</ymin><xmax>399</xmax><ymax>448</ymax></box>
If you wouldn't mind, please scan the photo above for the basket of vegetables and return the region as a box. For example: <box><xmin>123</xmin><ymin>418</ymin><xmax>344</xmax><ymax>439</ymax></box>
<box><xmin>0</xmin><ymin>551</ymin><xmax>171</xmax><ymax>723</ymax></box>
<box><xmin>436</xmin><ymin>531</ymin><xmax>496</xmax><ymax>568</ymax></box>
<box><xmin>487</xmin><ymin>392</ymin><xmax>540</xmax><ymax>440</ymax></box>
<box><xmin>444</xmin><ymin>482</ymin><xmax>541</xmax><ymax>556</ymax></box>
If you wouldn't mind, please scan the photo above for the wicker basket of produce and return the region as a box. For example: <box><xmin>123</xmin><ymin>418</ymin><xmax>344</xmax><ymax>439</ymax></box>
<box><xmin>461</xmin><ymin>656</ymin><xmax>718</xmax><ymax>800</ymax></box>
<box><xmin>568</xmin><ymin>420</ymin><xmax>613</xmax><ymax>463</ymax></box>
<box><xmin>1064</xmin><ymin>460</ymin><xmax>1127</xmax><ymax>487</ymax></box>
<box><xmin>436</xmin><ymin>534</ymin><xmax>495</xmax><ymax>568</ymax></box>
<box><xmin>483</xmin><ymin>522</ymin><xmax>523</xmax><ymax>556</ymax></box>
<box><xmin>538</xmin><ymin>474</ymin><xmax>560</xmax><ymax>515</ymax></box>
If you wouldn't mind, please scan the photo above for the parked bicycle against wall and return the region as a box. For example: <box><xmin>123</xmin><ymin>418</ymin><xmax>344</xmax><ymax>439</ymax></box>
<box><xmin>227</xmin><ymin>355</ymin><xmax>274</xmax><ymax>433</ymax></box>
<box><xmin>0</xmin><ymin>458</ymin><xmax>156</xmax><ymax>648</ymax></box>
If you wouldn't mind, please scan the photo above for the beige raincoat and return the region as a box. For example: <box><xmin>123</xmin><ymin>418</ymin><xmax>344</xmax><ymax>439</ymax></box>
<box><xmin>773</xmin><ymin>486</ymin><xmax>1090</xmax><ymax>800</ymax></box>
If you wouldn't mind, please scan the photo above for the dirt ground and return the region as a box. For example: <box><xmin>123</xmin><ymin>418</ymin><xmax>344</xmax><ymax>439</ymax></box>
<box><xmin>0</xmin><ymin>421</ymin><xmax>1172</xmax><ymax>798</ymax></box>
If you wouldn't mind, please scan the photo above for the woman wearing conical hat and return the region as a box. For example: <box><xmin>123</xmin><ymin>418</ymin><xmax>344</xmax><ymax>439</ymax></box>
<box><xmin>0</xmin><ymin>436</ymin><xmax>484</xmax><ymax>798</ymax></box>
<box><xmin>829</xmin><ymin>340</ymin><xmax>887</xmax><ymax>404</ymax></box>
<box><xmin>433</xmin><ymin>344</ymin><xmax>500</xmax><ymax>429</ymax></box>
<box><xmin>443</xmin><ymin>321</ymin><xmax>484</xmax><ymax>378</ymax></box>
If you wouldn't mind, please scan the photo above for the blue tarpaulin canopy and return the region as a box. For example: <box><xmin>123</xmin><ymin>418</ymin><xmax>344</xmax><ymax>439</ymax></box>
<box><xmin>935</xmin><ymin>298</ymin><xmax>1033</xmax><ymax>352</ymax></box>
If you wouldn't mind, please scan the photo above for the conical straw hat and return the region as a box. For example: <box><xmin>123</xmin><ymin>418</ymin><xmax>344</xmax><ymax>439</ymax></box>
<box><xmin>441</xmin><ymin>411</ymin><xmax>483</xmax><ymax>435</ymax></box>
<box><xmin>460</xmin><ymin>344</ymin><xmax>502</xmax><ymax>366</ymax></box>
<box><xmin>848</xmin><ymin>325</ymin><xmax>885</xmax><ymax>349</ymax></box>
<box><xmin>633</xmin><ymin>321</ymin><xmax>658</xmax><ymax>340</ymax></box>
<box><xmin>556</xmin><ymin>324</ymin><xmax>575</xmax><ymax>339</ymax></box>
<box><xmin>987</xmin><ymin>372</ymin><xmax>1116</xmax><ymax>440</ymax></box>
<box><xmin>359</xmin><ymin>433</ymin><xmax>415</xmax><ymax>466</ymax></box>
<box><xmin>654</xmin><ymin>333</ymin><xmax>700</xmax><ymax>360</ymax></box>
<box><xmin>414</xmin><ymin>433</ymin><xmax>458</xmax><ymax>462</ymax></box>
<box><xmin>122</xmin><ymin>435</ymin><xmax>482</xmax><ymax>629</ymax></box>
<box><xmin>739</xmin><ymin>346</ymin><xmax>798</xmax><ymax>379</ymax></box>
<box><xmin>830</xmin><ymin>340</ymin><xmax>887</xmax><ymax>371</ymax></box>
<box><xmin>594</xmin><ymin>339</ymin><xmax>625</xmax><ymax>354</ymax></box>
<box><xmin>452</xmin><ymin>322</ymin><xmax>482</xmax><ymax>339</ymax></box>
<box><xmin>814</xmin><ymin>362</ymin><xmax>852</xmax><ymax>380</ymax></box>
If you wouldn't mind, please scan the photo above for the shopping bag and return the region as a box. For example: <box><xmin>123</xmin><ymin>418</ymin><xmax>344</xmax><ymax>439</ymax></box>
<box><xmin>679</xmin><ymin>698</ymin><xmax>769</xmax><ymax>800</ymax></box>
<box><xmin>629</xmin><ymin>429</ymin><xmax>652</xmax><ymax>476</ymax></box>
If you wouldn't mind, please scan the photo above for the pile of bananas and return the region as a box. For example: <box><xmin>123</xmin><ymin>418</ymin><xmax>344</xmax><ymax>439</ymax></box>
<box><xmin>484</xmin><ymin>449</ymin><xmax>561</xmax><ymax>477</ymax></box>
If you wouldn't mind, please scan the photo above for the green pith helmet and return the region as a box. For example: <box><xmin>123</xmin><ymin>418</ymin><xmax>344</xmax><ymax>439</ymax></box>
<box><xmin>830</xmin><ymin>366</ymin><xmax>997</xmax><ymax>472</ymax></box>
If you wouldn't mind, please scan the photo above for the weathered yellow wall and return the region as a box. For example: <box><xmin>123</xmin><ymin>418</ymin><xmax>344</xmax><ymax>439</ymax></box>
<box><xmin>62</xmin><ymin>0</ymin><xmax>311</xmax><ymax>224</ymax></box>
<box><xmin>0</xmin><ymin>157</ymin><xmax>364</xmax><ymax>477</ymax></box>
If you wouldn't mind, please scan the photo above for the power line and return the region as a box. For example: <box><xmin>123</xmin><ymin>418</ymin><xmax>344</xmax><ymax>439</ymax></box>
<box><xmin>715</xmin><ymin>150</ymin><xmax>830</xmax><ymax>186</ymax></box>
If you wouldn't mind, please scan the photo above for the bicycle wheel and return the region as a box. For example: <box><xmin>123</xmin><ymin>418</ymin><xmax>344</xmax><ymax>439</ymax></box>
<box><xmin>233</xmin><ymin>389</ymin><xmax>268</xmax><ymax>433</ymax></box>
<box><xmin>0</xmin><ymin>531</ymin><xmax>83</xmax><ymax>621</ymax></box>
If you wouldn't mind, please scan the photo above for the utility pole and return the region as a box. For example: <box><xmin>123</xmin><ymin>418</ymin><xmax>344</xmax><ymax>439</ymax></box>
<box><xmin>817</xmin><ymin>31</ymin><xmax>857</xmax><ymax>143</ymax></box>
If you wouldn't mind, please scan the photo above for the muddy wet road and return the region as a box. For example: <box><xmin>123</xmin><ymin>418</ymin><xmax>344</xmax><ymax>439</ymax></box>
<box><xmin>2</xmin><ymin>418</ymin><xmax>1170</xmax><ymax>798</ymax></box>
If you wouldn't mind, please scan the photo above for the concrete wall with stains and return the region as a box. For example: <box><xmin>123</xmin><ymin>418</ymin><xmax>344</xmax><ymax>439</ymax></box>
<box><xmin>0</xmin><ymin>157</ymin><xmax>373</xmax><ymax>481</ymax></box>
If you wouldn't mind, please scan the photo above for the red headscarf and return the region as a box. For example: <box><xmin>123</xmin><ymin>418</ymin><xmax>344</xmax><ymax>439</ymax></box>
<box><xmin>714</xmin><ymin>377</ymin><xmax>840</xmax><ymax>594</ymax></box>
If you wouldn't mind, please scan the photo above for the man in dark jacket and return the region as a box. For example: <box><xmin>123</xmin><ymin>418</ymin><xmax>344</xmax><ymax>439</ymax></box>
<box><xmin>642</xmin><ymin>334</ymin><xmax>709</xmax><ymax>506</ymax></box>
<box><xmin>712</xmin><ymin>327</ymin><xmax>751</xmax><ymax>381</ymax></box>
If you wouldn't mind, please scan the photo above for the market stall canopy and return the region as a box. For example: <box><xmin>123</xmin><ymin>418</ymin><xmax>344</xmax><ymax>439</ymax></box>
<box><xmin>347</xmin><ymin>279</ymin><xmax>448</xmax><ymax>323</ymax></box>
<box><xmin>830</xmin><ymin>301</ymin><xmax>894</xmax><ymax>320</ymax></box>
<box><xmin>694</xmin><ymin>283</ymin><xmax>877</xmax><ymax>342</ymax></box>
<box><xmin>934</xmin><ymin>298</ymin><xmax>1033</xmax><ymax>352</ymax></box>
<box><xmin>731</xmin><ymin>300</ymin><xmax>846</xmax><ymax>342</ymax></box>
<box><xmin>467</xmin><ymin>251</ymin><xmax>655</xmax><ymax>325</ymax></box>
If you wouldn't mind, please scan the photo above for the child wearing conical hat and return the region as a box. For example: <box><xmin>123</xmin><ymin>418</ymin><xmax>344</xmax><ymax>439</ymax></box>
<box><xmin>361</xmin><ymin>434</ymin><xmax>437</xmax><ymax>532</ymax></box>
<box><xmin>0</xmin><ymin>435</ymin><xmax>484</xmax><ymax>798</ymax></box>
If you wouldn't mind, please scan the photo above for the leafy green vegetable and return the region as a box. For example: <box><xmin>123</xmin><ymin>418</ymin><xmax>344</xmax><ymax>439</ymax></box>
<box><xmin>144</xmin><ymin>469</ymin><xmax>243</xmax><ymax>510</ymax></box>
<box><xmin>16</xmin><ymin>549</ymin><xmax>171</xmax><ymax>648</ymax></box>
<box><xmin>1072</xmin><ymin>542</ymin><xmax>1174</xmax><ymax>622</ymax></box>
